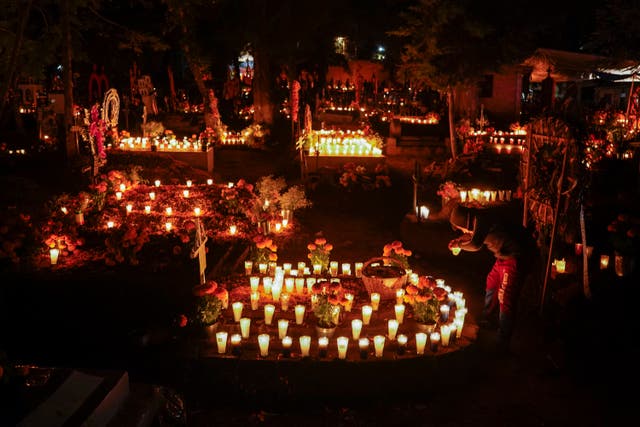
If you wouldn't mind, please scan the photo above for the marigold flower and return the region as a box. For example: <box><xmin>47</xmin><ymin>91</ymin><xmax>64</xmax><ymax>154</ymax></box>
<box><xmin>268</xmin><ymin>253</ymin><xmax>278</xmax><ymax>261</ymax></box>
<box><xmin>406</xmin><ymin>284</ymin><xmax>419</xmax><ymax>295</ymax></box>
<box><xmin>315</xmin><ymin>238</ymin><xmax>326</xmax><ymax>245</ymax></box>
<box><xmin>324</xmin><ymin>244</ymin><xmax>333</xmax><ymax>251</ymax></box>
<box><xmin>307</xmin><ymin>243</ymin><xmax>317</xmax><ymax>251</ymax></box>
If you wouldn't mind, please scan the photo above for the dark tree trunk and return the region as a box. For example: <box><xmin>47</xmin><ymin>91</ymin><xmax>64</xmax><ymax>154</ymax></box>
<box><xmin>252</xmin><ymin>45</ymin><xmax>273</xmax><ymax>126</ymax></box>
<box><xmin>61</xmin><ymin>0</ymin><xmax>78</xmax><ymax>161</ymax></box>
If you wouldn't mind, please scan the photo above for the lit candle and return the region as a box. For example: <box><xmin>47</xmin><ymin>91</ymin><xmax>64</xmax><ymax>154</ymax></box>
<box><xmin>318</xmin><ymin>337</ymin><xmax>329</xmax><ymax>358</ymax></box>
<box><xmin>115</xmin><ymin>191</ymin><xmax>122</xmax><ymax>200</ymax></box>
<box><xmin>280</xmin><ymin>293</ymin><xmax>290</xmax><ymax>311</ymax></box>
<box><xmin>430</xmin><ymin>332</ymin><xmax>440</xmax><ymax>352</ymax></box>
<box><xmin>397</xmin><ymin>334</ymin><xmax>408</xmax><ymax>355</ymax></box>
<box><xmin>289</xmin><ymin>304</ymin><xmax>304</xmax><ymax>326</ymax></box>
<box><xmin>227</xmin><ymin>182</ymin><xmax>234</xmax><ymax>188</ymax></box>
<box><xmin>126</xmin><ymin>204</ymin><xmax>133</xmax><ymax>214</ymax></box>
<box><xmin>278</xmin><ymin>319</ymin><xmax>289</xmax><ymax>340</ymax></box>
<box><xmin>394</xmin><ymin>304</ymin><xmax>405</xmax><ymax>324</ymax></box>
<box><xmin>154</xmin><ymin>179</ymin><xmax>161</xmax><ymax>187</ymax></box>
<box><xmin>263</xmin><ymin>277</ymin><xmax>272</xmax><ymax>294</ymax></box>
<box><xmin>145</xmin><ymin>205</ymin><xmax>151</xmax><ymax>214</ymax></box>
<box><xmin>274</xmin><ymin>222</ymin><xmax>282</xmax><ymax>233</ymax></box>
<box><xmin>232</xmin><ymin>301</ymin><xmax>243</xmax><ymax>322</ymax></box>
<box><xmin>459</xmin><ymin>190</ymin><xmax>467</xmax><ymax>203</ymax></box>
<box><xmin>451</xmin><ymin>247</ymin><xmax>461</xmax><ymax>256</ymax></box>
<box><xmin>257</xmin><ymin>334</ymin><xmax>270</xmax><ymax>357</ymax></box>
<box><xmin>186</xmin><ymin>180</ymin><xmax>192</xmax><ymax>187</ymax></box>
<box><xmin>344</xmin><ymin>293</ymin><xmax>354</xmax><ymax>312</ymax></box>
<box><xmin>313</xmin><ymin>264</ymin><xmax>322</xmax><ymax>275</ymax></box>
<box><xmin>575</xmin><ymin>243</ymin><xmax>583</xmax><ymax>255</ymax></box>
<box><xmin>440</xmin><ymin>304</ymin><xmax>450</xmax><ymax>322</ymax></box>
<box><xmin>419</xmin><ymin>205</ymin><xmax>430</xmax><ymax>220</ymax></box>
<box><xmin>455</xmin><ymin>307</ymin><xmax>467</xmax><ymax>322</ymax></box>
<box><xmin>149</xmin><ymin>191</ymin><xmax>156</xmax><ymax>200</ymax></box>
<box><xmin>249</xmin><ymin>276</ymin><xmax>260</xmax><ymax>292</ymax></box>
<box><xmin>230</xmin><ymin>333</ymin><xmax>242</xmax><ymax>355</ymax></box>
<box><xmin>216</xmin><ymin>331</ymin><xmax>228</xmax><ymax>354</ymax></box>
<box><xmin>297</xmin><ymin>261</ymin><xmax>306</xmax><ymax>272</ymax></box>
<box><xmin>295</xmin><ymin>278</ymin><xmax>305</xmax><ymax>294</ymax></box>
<box><xmin>329</xmin><ymin>261</ymin><xmax>339</xmax><ymax>276</ymax></box>
<box><xmin>229</xmin><ymin>225</ymin><xmax>237</xmax><ymax>235</ymax></box>
<box><xmin>271</xmin><ymin>282</ymin><xmax>282</xmax><ymax>301</ymax></box>
<box><xmin>337</xmin><ymin>336</ymin><xmax>349</xmax><ymax>360</ymax></box>
<box><xmin>284</xmin><ymin>277</ymin><xmax>294</xmax><ymax>294</ymax></box>
<box><xmin>258</xmin><ymin>263</ymin><xmax>267</xmax><ymax>274</ymax></box>
<box><xmin>388</xmin><ymin>319</ymin><xmax>399</xmax><ymax>341</ymax></box>
<box><xmin>119</xmin><ymin>183</ymin><xmax>126</xmax><ymax>192</ymax></box>
<box><xmin>194</xmin><ymin>207</ymin><xmax>201</xmax><ymax>216</ymax></box>
<box><xmin>299</xmin><ymin>335</ymin><xmax>311</xmax><ymax>357</ymax></box>
<box><xmin>60</xmin><ymin>207</ymin><xmax>68</xmax><ymax>214</ymax></box>
<box><xmin>396</xmin><ymin>289</ymin><xmax>405</xmax><ymax>305</ymax></box>
<box><xmin>305</xmin><ymin>277</ymin><xmax>316</xmax><ymax>293</ymax></box>
<box><xmin>373</xmin><ymin>335</ymin><xmax>386</xmax><ymax>358</ymax></box>
<box><xmin>207</xmin><ymin>179</ymin><xmax>213</xmax><ymax>185</ymax></box>
<box><xmin>165</xmin><ymin>207</ymin><xmax>172</xmax><ymax>216</ymax></box>
<box><xmin>600</xmin><ymin>254</ymin><xmax>609</xmax><ymax>269</ymax></box>
<box><xmin>49</xmin><ymin>248</ymin><xmax>60</xmax><ymax>265</ymax></box>
<box><xmin>586</xmin><ymin>246</ymin><xmax>594</xmax><ymax>258</ymax></box>
<box><xmin>341</xmin><ymin>263</ymin><xmax>351</xmax><ymax>276</ymax></box>
<box><xmin>355</xmin><ymin>262</ymin><xmax>364</xmax><ymax>278</ymax></box>
<box><xmin>440</xmin><ymin>324</ymin><xmax>451</xmax><ymax>347</ymax></box>
<box><xmin>281</xmin><ymin>336</ymin><xmax>292</xmax><ymax>357</ymax></box>
<box><xmin>370</xmin><ymin>293</ymin><xmax>380</xmax><ymax>311</ymax></box>
<box><xmin>359</xmin><ymin>338</ymin><xmax>370</xmax><ymax>359</ymax></box>
<box><xmin>264</xmin><ymin>304</ymin><xmax>275</xmax><ymax>325</ymax></box>
<box><xmin>351</xmin><ymin>319</ymin><xmax>363</xmax><ymax>340</ymax></box>
<box><xmin>107</xmin><ymin>221</ymin><xmax>114</xmax><ymax>229</ymax></box>
<box><xmin>409</xmin><ymin>273</ymin><xmax>419</xmax><ymax>285</ymax></box>
<box><xmin>283</xmin><ymin>263</ymin><xmax>292</xmax><ymax>275</ymax></box>
<box><xmin>415</xmin><ymin>332</ymin><xmax>427</xmax><ymax>355</ymax></box>
<box><xmin>282</xmin><ymin>219</ymin><xmax>289</xmax><ymax>228</ymax></box>
<box><xmin>454</xmin><ymin>318</ymin><xmax>464</xmax><ymax>338</ymax></box>
<box><xmin>436</xmin><ymin>278</ymin><xmax>445</xmax><ymax>287</ymax></box>
<box><xmin>448</xmin><ymin>323</ymin><xmax>457</xmax><ymax>343</ymax></box>
<box><xmin>250</xmin><ymin>291</ymin><xmax>260</xmax><ymax>310</ymax></box>
<box><xmin>362</xmin><ymin>305</ymin><xmax>373</xmax><ymax>325</ymax></box>
<box><xmin>164</xmin><ymin>222</ymin><xmax>172</xmax><ymax>232</ymax></box>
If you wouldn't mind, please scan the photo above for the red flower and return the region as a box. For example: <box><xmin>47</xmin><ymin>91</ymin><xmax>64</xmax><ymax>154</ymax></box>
<box><xmin>178</xmin><ymin>314</ymin><xmax>188</xmax><ymax>327</ymax></box>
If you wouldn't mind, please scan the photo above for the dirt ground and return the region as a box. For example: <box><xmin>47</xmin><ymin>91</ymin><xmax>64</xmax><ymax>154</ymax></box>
<box><xmin>1</xmin><ymin>132</ymin><xmax>638</xmax><ymax>426</ymax></box>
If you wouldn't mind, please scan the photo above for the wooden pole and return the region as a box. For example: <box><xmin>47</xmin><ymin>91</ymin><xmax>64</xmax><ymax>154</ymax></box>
<box><xmin>522</xmin><ymin>125</ymin><xmax>533</xmax><ymax>227</ymax></box>
<box><xmin>579</xmin><ymin>203</ymin><xmax>591</xmax><ymax>299</ymax></box>
<box><xmin>412</xmin><ymin>160</ymin><xmax>419</xmax><ymax>216</ymax></box>
<box><xmin>540</xmin><ymin>139</ymin><xmax>569</xmax><ymax>315</ymax></box>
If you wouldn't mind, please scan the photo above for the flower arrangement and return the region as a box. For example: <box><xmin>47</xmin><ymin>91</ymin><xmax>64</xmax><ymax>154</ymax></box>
<box><xmin>279</xmin><ymin>185</ymin><xmax>312</xmax><ymax>212</ymax></box>
<box><xmin>436</xmin><ymin>181</ymin><xmax>460</xmax><ymax>201</ymax></box>
<box><xmin>403</xmin><ymin>276</ymin><xmax>448</xmax><ymax>325</ymax></box>
<box><xmin>338</xmin><ymin>163</ymin><xmax>391</xmax><ymax>191</ymax></box>
<box><xmin>307</xmin><ymin>236</ymin><xmax>333</xmax><ymax>272</ymax></box>
<box><xmin>191</xmin><ymin>281</ymin><xmax>228</xmax><ymax>326</ymax></box>
<box><xmin>251</xmin><ymin>235</ymin><xmax>278</xmax><ymax>265</ymax></box>
<box><xmin>607</xmin><ymin>213</ymin><xmax>640</xmax><ymax>256</ymax></box>
<box><xmin>382</xmin><ymin>241</ymin><xmax>412</xmax><ymax>270</ymax></box>
<box><xmin>311</xmin><ymin>280</ymin><xmax>346</xmax><ymax>328</ymax></box>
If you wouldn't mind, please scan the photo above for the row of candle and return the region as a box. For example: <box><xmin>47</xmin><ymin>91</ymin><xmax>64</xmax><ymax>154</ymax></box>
<box><xmin>117</xmin><ymin>136</ymin><xmax>205</xmax><ymax>152</ymax></box>
<box><xmin>213</xmin><ymin>331</ymin><xmax>451</xmax><ymax>358</ymax></box>
<box><xmin>308</xmin><ymin>140</ymin><xmax>383</xmax><ymax>157</ymax></box>
<box><xmin>245</xmin><ymin>260</ymin><xmax>361</xmax><ymax>278</ymax></box>
<box><xmin>458</xmin><ymin>188</ymin><xmax>512</xmax><ymax>204</ymax></box>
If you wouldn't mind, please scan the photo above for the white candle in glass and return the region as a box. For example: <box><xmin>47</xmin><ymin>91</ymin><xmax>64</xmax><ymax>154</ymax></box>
<box><xmin>258</xmin><ymin>263</ymin><xmax>267</xmax><ymax>274</ymax></box>
<box><xmin>230</xmin><ymin>333</ymin><xmax>242</xmax><ymax>353</ymax></box>
<box><xmin>337</xmin><ymin>336</ymin><xmax>349</xmax><ymax>360</ymax></box>
<box><xmin>149</xmin><ymin>191</ymin><xmax>156</xmax><ymax>201</ymax></box>
<box><xmin>126</xmin><ymin>204</ymin><xmax>133</xmax><ymax>214</ymax></box>
<box><xmin>262</xmin><ymin>277</ymin><xmax>272</xmax><ymax>294</ymax></box>
<box><xmin>313</xmin><ymin>264</ymin><xmax>322</xmax><ymax>275</ymax></box>
<box><xmin>283</xmin><ymin>263</ymin><xmax>292</xmax><ymax>275</ymax></box>
<box><xmin>430</xmin><ymin>332</ymin><xmax>440</xmax><ymax>351</ymax></box>
<box><xmin>359</xmin><ymin>338</ymin><xmax>370</xmax><ymax>358</ymax></box>
<box><xmin>440</xmin><ymin>324</ymin><xmax>451</xmax><ymax>347</ymax></box>
<box><xmin>388</xmin><ymin>319</ymin><xmax>399</xmax><ymax>341</ymax></box>
<box><xmin>297</xmin><ymin>261</ymin><xmax>306</xmax><ymax>272</ymax></box>
<box><xmin>344</xmin><ymin>293</ymin><xmax>354</xmax><ymax>312</ymax></box>
<box><xmin>232</xmin><ymin>302</ymin><xmax>243</xmax><ymax>322</ymax></box>
<box><xmin>295</xmin><ymin>278</ymin><xmax>305</xmax><ymax>294</ymax></box>
<box><xmin>278</xmin><ymin>319</ymin><xmax>289</xmax><ymax>340</ymax></box>
<box><xmin>370</xmin><ymin>293</ymin><xmax>381</xmax><ymax>311</ymax></box>
<box><xmin>454</xmin><ymin>318</ymin><xmax>464</xmax><ymax>338</ymax></box>
<box><xmin>341</xmin><ymin>263</ymin><xmax>351</xmax><ymax>276</ymax></box>
<box><xmin>394</xmin><ymin>304</ymin><xmax>405</xmax><ymax>324</ymax></box>
<box><xmin>258</xmin><ymin>334</ymin><xmax>270</xmax><ymax>357</ymax></box>
<box><xmin>119</xmin><ymin>183</ymin><xmax>126</xmax><ymax>192</ymax></box>
<box><xmin>229</xmin><ymin>225</ymin><xmax>237</xmax><ymax>235</ymax></box>
<box><xmin>397</xmin><ymin>334</ymin><xmax>408</xmax><ymax>349</ymax></box>
<box><xmin>351</xmin><ymin>319</ymin><xmax>363</xmax><ymax>340</ymax></box>
<box><xmin>249</xmin><ymin>276</ymin><xmax>260</xmax><ymax>293</ymax></box>
<box><xmin>49</xmin><ymin>248</ymin><xmax>59</xmax><ymax>265</ymax></box>
<box><xmin>415</xmin><ymin>332</ymin><xmax>427</xmax><ymax>355</ymax></box>
<box><xmin>373</xmin><ymin>335</ymin><xmax>386</xmax><ymax>358</ymax></box>
<box><xmin>329</xmin><ymin>261</ymin><xmax>339</xmax><ymax>276</ymax></box>
<box><xmin>271</xmin><ymin>282</ymin><xmax>282</xmax><ymax>301</ymax></box>
<box><xmin>284</xmin><ymin>277</ymin><xmax>294</xmax><ymax>294</ymax></box>
<box><xmin>186</xmin><ymin>180</ymin><xmax>192</xmax><ymax>187</ymax></box>
<box><xmin>154</xmin><ymin>179</ymin><xmax>161</xmax><ymax>187</ymax></box>
<box><xmin>264</xmin><ymin>304</ymin><xmax>275</xmax><ymax>325</ymax></box>
<box><xmin>207</xmin><ymin>179</ymin><xmax>213</xmax><ymax>185</ymax></box>
<box><xmin>280</xmin><ymin>293</ymin><xmax>290</xmax><ymax>311</ymax></box>
<box><xmin>600</xmin><ymin>255</ymin><xmax>609</xmax><ymax>269</ymax></box>
<box><xmin>107</xmin><ymin>221</ymin><xmax>115</xmax><ymax>228</ymax></box>
<box><xmin>459</xmin><ymin>190</ymin><xmax>467</xmax><ymax>202</ymax></box>
<box><xmin>145</xmin><ymin>205</ymin><xmax>151</xmax><ymax>214</ymax></box>
<box><xmin>281</xmin><ymin>336</ymin><xmax>292</xmax><ymax>354</ymax></box>
<box><xmin>245</xmin><ymin>261</ymin><xmax>253</xmax><ymax>275</ymax></box>
<box><xmin>440</xmin><ymin>304</ymin><xmax>450</xmax><ymax>322</ymax></box>
<box><xmin>294</xmin><ymin>304</ymin><xmax>306</xmax><ymax>325</ymax></box>
<box><xmin>115</xmin><ymin>191</ymin><xmax>122</xmax><ymax>200</ymax></box>
<box><xmin>354</xmin><ymin>262</ymin><xmax>364</xmax><ymax>278</ymax></box>
<box><xmin>299</xmin><ymin>335</ymin><xmax>311</xmax><ymax>357</ymax></box>
<box><xmin>396</xmin><ymin>289</ymin><xmax>405</xmax><ymax>305</ymax></box>
<box><xmin>165</xmin><ymin>207</ymin><xmax>172</xmax><ymax>216</ymax></box>
<box><xmin>250</xmin><ymin>292</ymin><xmax>260</xmax><ymax>311</ymax></box>
<box><xmin>362</xmin><ymin>305</ymin><xmax>373</xmax><ymax>325</ymax></box>
<box><xmin>216</xmin><ymin>331</ymin><xmax>228</xmax><ymax>354</ymax></box>
<box><xmin>306</xmin><ymin>277</ymin><xmax>316</xmax><ymax>293</ymax></box>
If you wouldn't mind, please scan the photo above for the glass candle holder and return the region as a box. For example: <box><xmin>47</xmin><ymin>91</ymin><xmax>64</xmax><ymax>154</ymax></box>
<box><xmin>394</xmin><ymin>304</ymin><xmax>405</xmax><ymax>324</ymax></box>
<box><xmin>429</xmin><ymin>332</ymin><xmax>440</xmax><ymax>352</ymax></box>
<box><xmin>329</xmin><ymin>261</ymin><xmax>339</xmax><ymax>277</ymax></box>
<box><xmin>258</xmin><ymin>263</ymin><xmax>268</xmax><ymax>274</ymax></box>
<box><xmin>370</xmin><ymin>293</ymin><xmax>381</xmax><ymax>311</ymax></box>
<box><xmin>297</xmin><ymin>261</ymin><xmax>306</xmax><ymax>273</ymax></box>
<box><xmin>239</xmin><ymin>317</ymin><xmax>251</xmax><ymax>339</ymax></box>
<box><xmin>344</xmin><ymin>293</ymin><xmax>354</xmax><ymax>312</ymax></box>
<box><xmin>49</xmin><ymin>248</ymin><xmax>60</xmax><ymax>265</ymax></box>
<box><xmin>351</xmin><ymin>319</ymin><xmax>363</xmax><ymax>340</ymax></box>
<box><xmin>263</xmin><ymin>277</ymin><xmax>272</xmax><ymax>295</ymax></box>
<box><xmin>361</xmin><ymin>305</ymin><xmax>373</xmax><ymax>325</ymax></box>
<box><xmin>216</xmin><ymin>331</ymin><xmax>228</xmax><ymax>354</ymax></box>
<box><xmin>359</xmin><ymin>338</ymin><xmax>370</xmax><ymax>359</ymax></box>
<box><xmin>284</xmin><ymin>277</ymin><xmax>294</xmax><ymax>294</ymax></box>
<box><xmin>415</xmin><ymin>332</ymin><xmax>427</xmax><ymax>355</ymax></box>
<box><xmin>258</xmin><ymin>334</ymin><xmax>270</xmax><ymax>357</ymax></box>
<box><xmin>278</xmin><ymin>319</ymin><xmax>289</xmax><ymax>340</ymax></box>
<box><xmin>280</xmin><ymin>293</ymin><xmax>290</xmax><ymax>311</ymax></box>
<box><xmin>232</xmin><ymin>301</ymin><xmax>243</xmax><ymax>322</ymax></box>
<box><xmin>281</xmin><ymin>336</ymin><xmax>292</xmax><ymax>357</ymax></box>
<box><xmin>299</xmin><ymin>335</ymin><xmax>311</xmax><ymax>357</ymax></box>
<box><xmin>440</xmin><ymin>324</ymin><xmax>451</xmax><ymax>347</ymax></box>
<box><xmin>245</xmin><ymin>261</ymin><xmax>253</xmax><ymax>276</ymax></box>
<box><xmin>341</xmin><ymin>263</ymin><xmax>351</xmax><ymax>276</ymax></box>
<box><xmin>283</xmin><ymin>263</ymin><xmax>292</xmax><ymax>275</ymax></box>
<box><xmin>249</xmin><ymin>276</ymin><xmax>260</xmax><ymax>293</ymax></box>
<box><xmin>397</xmin><ymin>334</ymin><xmax>408</xmax><ymax>355</ymax></box>
<box><xmin>396</xmin><ymin>289</ymin><xmax>405</xmax><ymax>305</ymax></box>
<box><xmin>354</xmin><ymin>262</ymin><xmax>364</xmax><ymax>278</ymax></box>
<box><xmin>440</xmin><ymin>304</ymin><xmax>450</xmax><ymax>322</ymax></box>
<box><xmin>230</xmin><ymin>333</ymin><xmax>242</xmax><ymax>356</ymax></box>
<box><xmin>295</xmin><ymin>278</ymin><xmax>305</xmax><ymax>294</ymax></box>
<box><xmin>387</xmin><ymin>319</ymin><xmax>399</xmax><ymax>341</ymax></box>
<box><xmin>373</xmin><ymin>335</ymin><xmax>386</xmax><ymax>358</ymax></box>
<box><xmin>336</xmin><ymin>336</ymin><xmax>349</xmax><ymax>360</ymax></box>
<box><xmin>318</xmin><ymin>337</ymin><xmax>329</xmax><ymax>358</ymax></box>
<box><xmin>264</xmin><ymin>304</ymin><xmax>275</xmax><ymax>325</ymax></box>
<box><xmin>294</xmin><ymin>304</ymin><xmax>306</xmax><ymax>325</ymax></box>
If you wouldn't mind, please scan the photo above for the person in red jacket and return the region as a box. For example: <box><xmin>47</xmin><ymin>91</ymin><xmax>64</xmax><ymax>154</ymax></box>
<box><xmin>448</xmin><ymin>206</ymin><xmax>537</xmax><ymax>350</ymax></box>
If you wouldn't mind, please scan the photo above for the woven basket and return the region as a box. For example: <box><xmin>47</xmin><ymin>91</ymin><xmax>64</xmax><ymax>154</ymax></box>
<box><xmin>361</xmin><ymin>257</ymin><xmax>408</xmax><ymax>300</ymax></box>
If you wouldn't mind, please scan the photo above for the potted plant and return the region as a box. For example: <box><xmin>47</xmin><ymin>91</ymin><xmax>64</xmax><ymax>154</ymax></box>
<box><xmin>278</xmin><ymin>185</ymin><xmax>311</xmax><ymax>221</ymax></box>
<box><xmin>311</xmin><ymin>280</ymin><xmax>346</xmax><ymax>337</ymax></box>
<box><xmin>192</xmin><ymin>281</ymin><xmax>228</xmax><ymax>336</ymax></box>
<box><xmin>307</xmin><ymin>236</ymin><xmax>333</xmax><ymax>274</ymax></box>
<box><xmin>403</xmin><ymin>276</ymin><xmax>448</xmax><ymax>332</ymax></box>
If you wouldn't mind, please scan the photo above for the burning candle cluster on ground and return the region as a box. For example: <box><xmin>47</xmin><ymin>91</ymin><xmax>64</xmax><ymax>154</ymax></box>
<box><xmin>307</xmin><ymin>129</ymin><xmax>383</xmax><ymax>157</ymax></box>
<box><xmin>204</xmin><ymin>264</ymin><xmax>470</xmax><ymax>360</ymax></box>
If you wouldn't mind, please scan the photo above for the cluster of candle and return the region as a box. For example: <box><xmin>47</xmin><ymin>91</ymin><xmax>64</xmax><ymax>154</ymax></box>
<box><xmin>458</xmin><ymin>188</ymin><xmax>512</xmax><ymax>204</ymax></box>
<box><xmin>220</xmin><ymin>131</ymin><xmax>247</xmax><ymax>145</ymax></box>
<box><xmin>209</xmin><ymin>270</ymin><xmax>469</xmax><ymax>359</ymax></box>
<box><xmin>307</xmin><ymin>129</ymin><xmax>383</xmax><ymax>157</ymax></box>
<box><xmin>396</xmin><ymin>115</ymin><xmax>439</xmax><ymax>125</ymax></box>
<box><xmin>4</xmin><ymin>148</ymin><xmax>27</xmax><ymax>155</ymax></box>
<box><xmin>116</xmin><ymin>136</ymin><xmax>205</xmax><ymax>152</ymax></box>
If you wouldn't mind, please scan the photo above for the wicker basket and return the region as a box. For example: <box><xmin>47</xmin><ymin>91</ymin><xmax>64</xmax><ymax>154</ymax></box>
<box><xmin>361</xmin><ymin>257</ymin><xmax>408</xmax><ymax>300</ymax></box>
